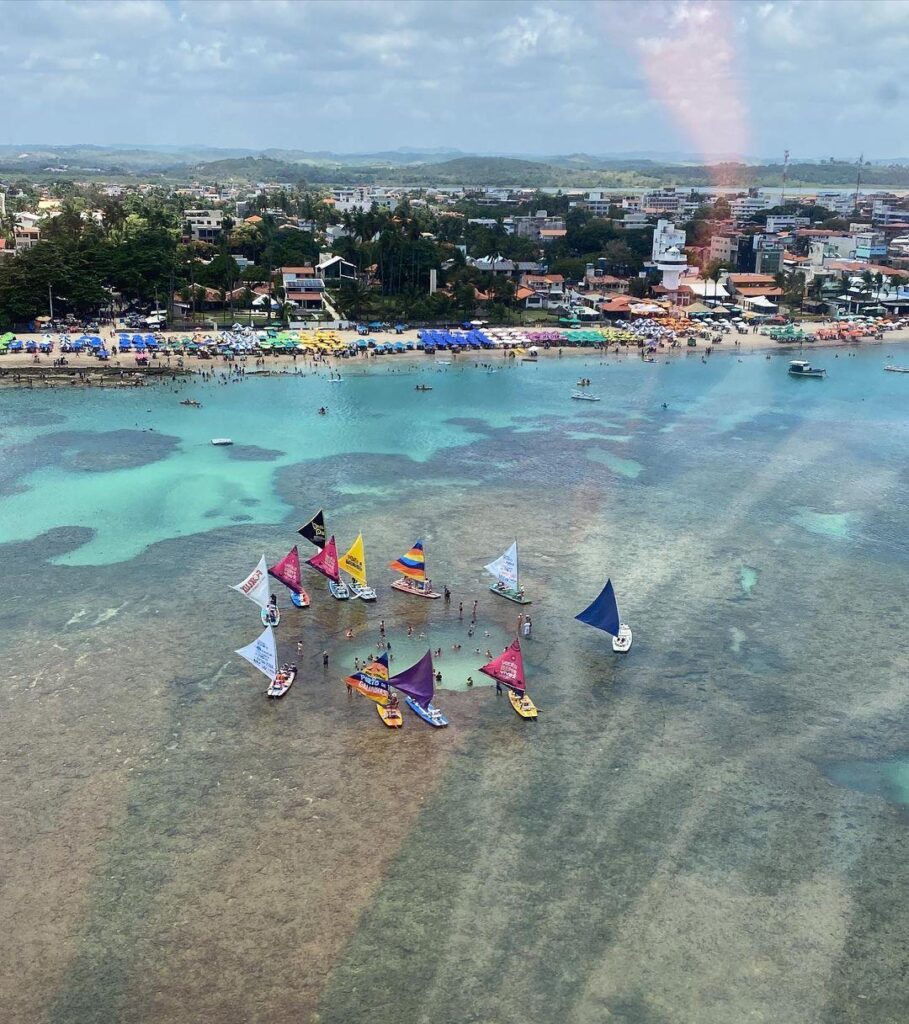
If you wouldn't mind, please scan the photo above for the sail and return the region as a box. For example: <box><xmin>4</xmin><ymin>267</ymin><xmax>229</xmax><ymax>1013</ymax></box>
<box><xmin>297</xmin><ymin>508</ymin><xmax>327</xmax><ymax>549</ymax></box>
<box><xmin>339</xmin><ymin>533</ymin><xmax>367</xmax><ymax>586</ymax></box>
<box><xmin>479</xmin><ymin>639</ymin><xmax>526</xmax><ymax>693</ymax></box>
<box><xmin>389</xmin><ymin>539</ymin><xmax>427</xmax><ymax>581</ymax></box>
<box><xmin>346</xmin><ymin>653</ymin><xmax>390</xmax><ymax>703</ymax></box>
<box><xmin>235</xmin><ymin>625</ymin><xmax>278</xmax><ymax>680</ymax></box>
<box><xmin>268</xmin><ymin>545</ymin><xmax>303</xmax><ymax>595</ymax></box>
<box><xmin>231</xmin><ymin>555</ymin><xmax>271</xmax><ymax>610</ymax></box>
<box><xmin>575</xmin><ymin>579</ymin><xmax>620</xmax><ymax>637</ymax></box>
<box><xmin>389</xmin><ymin>650</ymin><xmax>435</xmax><ymax>708</ymax></box>
<box><xmin>305</xmin><ymin>535</ymin><xmax>341</xmax><ymax>583</ymax></box>
<box><xmin>484</xmin><ymin>540</ymin><xmax>519</xmax><ymax>589</ymax></box>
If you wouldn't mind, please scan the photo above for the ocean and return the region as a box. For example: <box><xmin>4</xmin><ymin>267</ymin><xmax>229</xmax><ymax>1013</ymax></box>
<box><xmin>1</xmin><ymin>345</ymin><xmax>908</xmax><ymax>1023</ymax></box>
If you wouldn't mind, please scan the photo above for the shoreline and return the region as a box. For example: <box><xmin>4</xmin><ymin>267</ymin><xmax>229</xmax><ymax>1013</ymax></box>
<box><xmin>0</xmin><ymin>327</ymin><xmax>906</xmax><ymax>388</ymax></box>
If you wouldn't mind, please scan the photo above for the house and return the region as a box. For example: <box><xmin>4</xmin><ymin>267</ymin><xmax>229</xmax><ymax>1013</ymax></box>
<box><xmin>511</xmin><ymin>211</ymin><xmax>566</xmax><ymax>241</ymax></box>
<box><xmin>14</xmin><ymin>226</ymin><xmax>40</xmax><ymax>252</ymax></box>
<box><xmin>0</xmin><ymin>237</ymin><xmax>11</xmax><ymax>259</ymax></box>
<box><xmin>518</xmin><ymin>273</ymin><xmax>565</xmax><ymax>309</ymax></box>
<box><xmin>316</xmin><ymin>255</ymin><xmax>357</xmax><ymax>282</ymax></box>
<box><xmin>185</xmin><ymin>209</ymin><xmax>224</xmax><ymax>242</ymax></box>
<box><xmin>852</xmin><ymin>231</ymin><xmax>887</xmax><ymax>262</ymax></box>
<box><xmin>280</xmin><ymin>266</ymin><xmax>325</xmax><ymax>310</ymax></box>
<box><xmin>726</xmin><ymin>273</ymin><xmax>782</xmax><ymax>310</ymax></box>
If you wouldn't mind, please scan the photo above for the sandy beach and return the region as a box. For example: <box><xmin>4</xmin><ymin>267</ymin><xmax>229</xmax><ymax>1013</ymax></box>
<box><xmin>1</xmin><ymin>323</ymin><xmax>907</xmax><ymax>386</ymax></box>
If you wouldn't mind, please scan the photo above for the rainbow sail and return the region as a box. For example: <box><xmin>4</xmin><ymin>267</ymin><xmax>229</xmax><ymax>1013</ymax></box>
<box><xmin>479</xmin><ymin>639</ymin><xmax>526</xmax><ymax>693</ymax></box>
<box><xmin>389</xmin><ymin>539</ymin><xmax>427</xmax><ymax>582</ymax></box>
<box><xmin>268</xmin><ymin>545</ymin><xmax>304</xmax><ymax>595</ymax></box>
<box><xmin>346</xmin><ymin>652</ymin><xmax>391</xmax><ymax>704</ymax></box>
<box><xmin>305</xmin><ymin>535</ymin><xmax>341</xmax><ymax>583</ymax></box>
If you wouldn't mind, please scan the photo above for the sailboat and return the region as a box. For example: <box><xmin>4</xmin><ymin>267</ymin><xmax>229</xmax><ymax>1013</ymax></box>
<box><xmin>304</xmin><ymin>535</ymin><xmax>348</xmax><ymax>599</ymax></box>
<box><xmin>575</xmin><ymin>578</ymin><xmax>633</xmax><ymax>652</ymax></box>
<box><xmin>268</xmin><ymin>545</ymin><xmax>311</xmax><ymax>609</ymax></box>
<box><xmin>298</xmin><ymin>508</ymin><xmax>327</xmax><ymax>549</ymax></box>
<box><xmin>484</xmin><ymin>540</ymin><xmax>531</xmax><ymax>605</ymax></box>
<box><xmin>390</xmin><ymin>650</ymin><xmax>448</xmax><ymax>727</ymax></box>
<box><xmin>479</xmin><ymin>639</ymin><xmax>537</xmax><ymax>719</ymax></box>
<box><xmin>345</xmin><ymin>653</ymin><xmax>402</xmax><ymax>727</ymax></box>
<box><xmin>231</xmin><ymin>555</ymin><xmax>280</xmax><ymax>626</ymax></box>
<box><xmin>235</xmin><ymin>624</ymin><xmax>297</xmax><ymax>698</ymax></box>
<box><xmin>338</xmin><ymin>533</ymin><xmax>376</xmax><ymax>601</ymax></box>
<box><xmin>389</xmin><ymin>539</ymin><xmax>441</xmax><ymax>599</ymax></box>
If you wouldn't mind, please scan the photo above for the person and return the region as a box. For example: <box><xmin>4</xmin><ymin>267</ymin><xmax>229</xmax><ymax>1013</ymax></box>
<box><xmin>435</xmin><ymin>670</ymin><xmax>442</xmax><ymax>683</ymax></box>
<box><xmin>472</xmin><ymin>600</ymin><xmax>478</xmax><ymax>622</ymax></box>
<box><xmin>407</xmin><ymin>625</ymin><xmax>414</xmax><ymax>637</ymax></box>
<box><xmin>297</xmin><ymin>641</ymin><xmax>304</xmax><ymax>654</ymax></box>
<box><xmin>517</xmin><ymin>612</ymin><xmax>525</xmax><ymax>633</ymax></box>
<box><xmin>523</xmin><ymin>617</ymin><xmax>532</xmax><ymax>639</ymax></box>
<box><xmin>346</xmin><ymin>678</ymin><xmax>353</xmax><ymax>696</ymax></box>
<box><xmin>458</xmin><ymin>601</ymin><xmax>463</xmax><ymax>620</ymax></box>
<box><xmin>354</xmin><ymin>657</ymin><xmax>361</xmax><ymax>671</ymax></box>
<box><xmin>322</xmin><ymin>651</ymin><xmax>329</xmax><ymax>667</ymax></box>
<box><xmin>345</xmin><ymin>628</ymin><xmax>353</xmax><ymax>640</ymax></box>
<box><xmin>444</xmin><ymin>585</ymin><xmax>450</xmax><ymax>603</ymax></box>
<box><xmin>486</xmin><ymin>649</ymin><xmax>492</xmax><ymax>660</ymax></box>
<box><xmin>467</xmin><ymin>624</ymin><xmax>475</xmax><ymax>638</ymax></box>
<box><xmin>495</xmin><ymin>679</ymin><xmax>502</xmax><ymax>695</ymax></box>
<box><xmin>466</xmin><ymin>676</ymin><xmax>474</xmax><ymax>687</ymax></box>
<box><xmin>379</xmin><ymin>618</ymin><xmax>385</xmax><ymax>636</ymax></box>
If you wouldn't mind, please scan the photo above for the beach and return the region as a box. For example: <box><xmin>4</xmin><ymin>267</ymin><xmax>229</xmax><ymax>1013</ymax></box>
<box><xmin>1</xmin><ymin>322</ymin><xmax>908</xmax><ymax>387</ymax></box>
<box><xmin>1</xmin><ymin>347</ymin><xmax>908</xmax><ymax>1023</ymax></box>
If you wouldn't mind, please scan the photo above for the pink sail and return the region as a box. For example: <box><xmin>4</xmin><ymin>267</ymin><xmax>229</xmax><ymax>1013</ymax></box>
<box><xmin>305</xmin><ymin>535</ymin><xmax>341</xmax><ymax>583</ymax></box>
<box><xmin>479</xmin><ymin>639</ymin><xmax>526</xmax><ymax>692</ymax></box>
<box><xmin>268</xmin><ymin>545</ymin><xmax>304</xmax><ymax>594</ymax></box>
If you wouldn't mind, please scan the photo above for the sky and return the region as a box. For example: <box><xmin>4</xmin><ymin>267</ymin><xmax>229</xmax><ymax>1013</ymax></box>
<box><xmin>2</xmin><ymin>0</ymin><xmax>908</xmax><ymax>160</ymax></box>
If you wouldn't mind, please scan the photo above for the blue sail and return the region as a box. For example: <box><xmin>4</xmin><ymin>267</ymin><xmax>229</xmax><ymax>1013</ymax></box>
<box><xmin>575</xmin><ymin>579</ymin><xmax>620</xmax><ymax>637</ymax></box>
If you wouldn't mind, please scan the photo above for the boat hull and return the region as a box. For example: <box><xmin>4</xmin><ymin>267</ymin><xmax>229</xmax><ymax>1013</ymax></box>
<box><xmin>788</xmin><ymin>369</ymin><xmax>825</xmax><ymax>378</ymax></box>
<box><xmin>406</xmin><ymin>697</ymin><xmax>449</xmax><ymax>727</ymax></box>
<box><xmin>266</xmin><ymin>668</ymin><xmax>296</xmax><ymax>699</ymax></box>
<box><xmin>350</xmin><ymin>581</ymin><xmax>377</xmax><ymax>601</ymax></box>
<box><xmin>261</xmin><ymin>607</ymin><xmax>280</xmax><ymax>626</ymax></box>
<box><xmin>328</xmin><ymin>580</ymin><xmax>350</xmax><ymax>600</ymax></box>
<box><xmin>508</xmin><ymin>689</ymin><xmax>538</xmax><ymax>719</ymax></box>
<box><xmin>290</xmin><ymin>590</ymin><xmax>311</xmax><ymax>608</ymax></box>
<box><xmin>489</xmin><ymin>584</ymin><xmax>531</xmax><ymax>605</ymax></box>
<box><xmin>612</xmin><ymin>624</ymin><xmax>633</xmax><ymax>653</ymax></box>
<box><xmin>377</xmin><ymin>703</ymin><xmax>403</xmax><ymax>728</ymax></box>
<box><xmin>391</xmin><ymin>577</ymin><xmax>441</xmax><ymax>599</ymax></box>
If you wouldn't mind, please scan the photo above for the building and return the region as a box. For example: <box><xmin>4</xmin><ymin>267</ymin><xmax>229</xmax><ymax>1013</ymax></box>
<box><xmin>651</xmin><ymin>219</ymin><xmax>688</xmax><ymax>295</ymax></box>
<box><xmin>280</xmin><ymin>266</ymin><xmax>325</xmax><ymax>310</ymax></box>
<box><xmin>852</xmin><ymin>231</ymin><xmax>887</xmax><ymax>262</ymax></box>
<box><xmin>641</xmin><ymin>188</ymin><xmax>701</xmax><ymax>219</ymax></box>
<box><xmin>731</xmin><ymin>194</ymin><xmax>773</xmax><ymax>223</ymax></box>
<box><xmin>709</xmin><ymin>233</ymin><xmax>739</xmax><ymax>265</ymax></box>
<box><xmin>765</xmin><ymin>215</ymin><xmax>810</xmax><ymax>233</ymax></box>
<box><xmin>871</xmin><ymin>200</ymin><xmax>908</xmax><ymax>226</ymax></box>
<box><xmin>814</xmin><ymin>191</ymin><xmax>858</xmax><ymax>216</ymax></box>
<box><xmin>511</xmin><ymin>211</ymin><xmax>565</xmax><ymax>241</ymax></box>
<box><xmin>517</xmin><ymin>273</ymin><xmax>565</xmax><ymax>309</ymax></box>
<box><xmin>316</xmin><ymin>255</ymin><xmax>357</xmax><ymax>282</ymax></box>
<box><xmin>0</xmin><ymin>191</ymin><xmax>5</xmax><ymax>217</ymax></box>
<box><xmin>584</xmin><ymin>191</ymin><xmax>616</xmax><ymax>216</ymax></box>
<box><xmin>185</xmin><ymin>209</ymin><xmax>224</xmax><ymax>243</ymax></box>
<box><xmin>651</xmin><ymin>219</ymin><xmax>685</xmax><ymax>262</ymax></box>
<box><xmin>726</xmin><ymin>273</ymin><xmax>783</xmax><ymax>310</ymax></box>
<box><xmin>14</xmin><ymin>226</ymin><xmax>40</xmax><ymax>251</ymax></box>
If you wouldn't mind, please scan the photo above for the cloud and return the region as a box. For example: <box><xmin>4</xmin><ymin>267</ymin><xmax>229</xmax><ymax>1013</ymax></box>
<box><xmin>0</xmin><ymin>0</ymin><xmax>906</xmax><ymax>156</ymax></box>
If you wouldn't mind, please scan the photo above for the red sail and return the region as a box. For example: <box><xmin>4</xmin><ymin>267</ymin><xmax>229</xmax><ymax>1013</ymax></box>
<box><xmin>479</xmin><ymin>639</ymin><xmax>526</xmax><ymax>692</ymax></box>
<box><xmin>268</xmin><ymin>545</ymin><xmax>303</xmax><ymax>594</ymax></box>
<box><xmin>305</xmin><ymin>535</ymin><xmax>341</xmax><ymax>583</ymax></box>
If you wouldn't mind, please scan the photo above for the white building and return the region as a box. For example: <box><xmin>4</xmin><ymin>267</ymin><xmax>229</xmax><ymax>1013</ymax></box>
<box><xmin>652</xmin><ymin>220</ymin><xmax>688</xmax><ymax>293</ymax></box>
<box><xmin>731</xmin><ymin>195</ymin><xmax>773</xmax><ymax>222</ymax></box>
<box><xmin>814</xmin><ymin>191</ymin><xmax>858</xmax><ymax>216</ymax></box>
<box><xmin>766</xmin><ymin>215</ymin><xmax>810</xmax><ymax>232</ymax></box>
<box><xmin>652</xmin><ymin>219</ymin><xmax>686</xmax><ymax>262</ymax></box>
<box><xmin>185</xmin><ymin>209</ymin><xmax>224</xmax><ymax>242</ymax></box>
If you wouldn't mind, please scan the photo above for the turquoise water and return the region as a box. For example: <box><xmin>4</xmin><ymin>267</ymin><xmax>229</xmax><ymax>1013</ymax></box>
<box><xmin>1</xmin><ymin>345</ymin><xmax>908</xmax><ymax>1023</ymax></box>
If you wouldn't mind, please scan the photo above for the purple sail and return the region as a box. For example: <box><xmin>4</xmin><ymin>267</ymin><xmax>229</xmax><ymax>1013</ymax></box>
<box><xmin>389</xmin><ymin>650</ymin><xmax>435</xmax><ymax>708</ymax></box>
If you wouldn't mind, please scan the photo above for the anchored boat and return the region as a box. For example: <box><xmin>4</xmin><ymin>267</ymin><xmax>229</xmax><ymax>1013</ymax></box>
<box><xmin>304</xmin><ymin>535</ymin><xmax>344</xmax><ymax>598</ymax></box>
<box><xmin>390</xmin><ymin>650</ymin><xmax>448</xmax><ymax>727</ymax></box>
<box><xmin>884</xmin><ymin>365</ymin><xmax>909</xmax><ymax>373</ymax></box>
<box><xmin>576</xmin><ymin>578</ymin><xmax>632</xmax><ymax>652</ymax></box>
<box><xmin>345</xmin><ymin>652</ymin><xmax>402</xmax><ymax>726</ymax></box>
<box><xmin>268</xmin><ymin>545</ymin><xmax>310</xmax><ymax>609</ymax></box>
<box><xmin>389</xmin><ymin>539</ymin><xmax>441</xmax><ymax>598</ymax></box>
<box><xmin>480</xmin><ymin>639</ymin><xmax>537</xmax><ymax>719</ymax></box>
<box><xmin>339</xmin><ymin>533</ymin><xmax>377</xmax><ymax>600</ymax></box>
<box><xmin>484</xmin><ymin>540</ymin><xmax>531</xmax><ymax>604</ymax></box>
<box><xmin>231</xmin><ymin>555</ymin><xmax>280</xmax><ymax>625</ymax></box>
<box><xmin>788</xmin><ymin>360</ymin><xmax>826</xmax><ymax>379</ymax></box>
<box><xmin>234</xmin><ymin>624</ymin><xmax>296</xmax><ymax>698</ymax></box>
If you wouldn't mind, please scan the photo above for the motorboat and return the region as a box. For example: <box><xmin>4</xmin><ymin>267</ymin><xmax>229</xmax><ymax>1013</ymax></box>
<box><xmin>211</xmin><ymin>438</ymin><xmax>234</xmax><ymax>445</ymax></box>
<box><xmin>571</xmin><ymin>392</ymin><xmax>601</xmax><ymax>401</ymax></box>
<box><xmin>788</xmin><ymin>360</ymin><xmax>826</xmax><ymax>378</ymax></box>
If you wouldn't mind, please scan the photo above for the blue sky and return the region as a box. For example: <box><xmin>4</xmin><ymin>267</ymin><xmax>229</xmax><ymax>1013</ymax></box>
<box><xmin>1</xmin><ymin>0</ymin><xmax>907</xmax><ymax>159</ymax></box>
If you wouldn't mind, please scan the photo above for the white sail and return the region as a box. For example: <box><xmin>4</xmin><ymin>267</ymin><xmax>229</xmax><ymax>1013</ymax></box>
<box><xmin>235</xmin><ymin>625</ymin><xmax>278</xmax><ymax>680</ymax></box>
<box><xmin>231</xmin><ymin>555</ymin><xmax>271</xmax><ymax>610</ymax></box>
<box><xmin>484</xmin><ymin>541</ymin><xmax>519</xmax><ymax>590</ymax></box>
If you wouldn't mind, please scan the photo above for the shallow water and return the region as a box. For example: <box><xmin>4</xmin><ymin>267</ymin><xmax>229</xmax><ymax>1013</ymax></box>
<box><xmin>1</xmin><ymin>345</ymin><xmax>908</xmax><ymax>1023</ymax></box>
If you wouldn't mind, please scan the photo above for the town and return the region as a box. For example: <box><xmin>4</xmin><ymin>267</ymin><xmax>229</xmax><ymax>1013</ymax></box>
<box><xmin>3</xmin><ymin>171</ymin><xmax>909</xmax><ymax>335</ymax></box>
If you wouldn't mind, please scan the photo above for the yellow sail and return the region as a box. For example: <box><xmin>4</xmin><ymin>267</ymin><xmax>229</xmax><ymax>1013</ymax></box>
<box><xmin>339</xmin><ymin>533</ymin><xmax>367</xmax><ymax>586</ymax></box>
